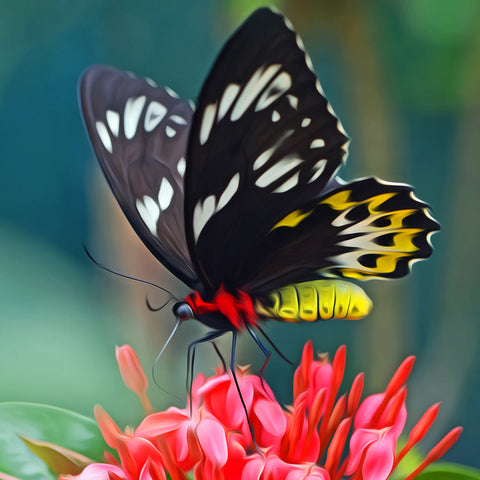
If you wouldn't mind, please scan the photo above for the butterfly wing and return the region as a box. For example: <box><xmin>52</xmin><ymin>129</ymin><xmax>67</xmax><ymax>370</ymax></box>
<box><xmin>79</xmin><ymin>65</ymin><xmax>199</xmax><ymax>288</ymax></box>
<box><xmin>184</xmin><ymin>8</ymin><xmax>349</xmax><ymax>294</ymax></box>
<box><xmin>241</xmin><ymin>177</ymin><xmax>440</xmax><ymax>294</ymax></box>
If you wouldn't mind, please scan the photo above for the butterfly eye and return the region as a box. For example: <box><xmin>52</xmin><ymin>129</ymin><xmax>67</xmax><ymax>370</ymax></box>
<box><xmin>173</xmin><ymin>302</ymin><xmax>194</xmax><ymax>320</ymax></box>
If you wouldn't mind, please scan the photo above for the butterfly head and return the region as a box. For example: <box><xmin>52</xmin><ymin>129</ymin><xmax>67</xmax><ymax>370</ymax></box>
<box><xmin>172</xmin><ymin>302</ymin><xmax>195</xmax><ymax>321</ymax></box>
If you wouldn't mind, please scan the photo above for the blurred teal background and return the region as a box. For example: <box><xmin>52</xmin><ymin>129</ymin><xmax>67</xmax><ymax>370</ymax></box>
<box><xmin>1</xmin><ymin>0</ymin><xmax>478</xmax><ymax>468</ymax></box>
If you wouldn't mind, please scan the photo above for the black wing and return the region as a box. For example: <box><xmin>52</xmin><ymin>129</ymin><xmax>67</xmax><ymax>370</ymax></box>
<box><xmin>79</xmin><ymin>65</ymin><xmax>199</xmax><ymax>289</ymax></box>
<box><xmin>184</xmin><ymin>8</ymin><xmax>349</xmax><ymax>295</ymax></box>
<box><xmin>241</xmin><ymin>177</ymin><xmax>440</xmax><ymax>294</ymax></box>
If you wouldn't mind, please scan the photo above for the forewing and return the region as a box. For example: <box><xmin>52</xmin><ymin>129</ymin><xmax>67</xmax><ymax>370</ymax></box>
<box><xmin>184</xmin><ymin>8</ymin><xmax>349</xmax><ymax>293</ymax></box>
<box><xmin>80</xmin><ymin>65</ymin><xmax>199</xmax><ymax>288</ymax></box>
<box><xmin>240</xmin><ymin>177</ymin><xmax>440</xmax><ymax>294</ymax></box>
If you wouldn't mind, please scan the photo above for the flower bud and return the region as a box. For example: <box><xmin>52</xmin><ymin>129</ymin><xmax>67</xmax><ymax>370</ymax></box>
<box><xmin>116</xmin><ymin>345</ymin><xmax>152</xmax><ymax>412</ymax></box>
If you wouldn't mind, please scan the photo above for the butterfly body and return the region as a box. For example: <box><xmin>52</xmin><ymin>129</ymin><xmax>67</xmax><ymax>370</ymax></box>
<box><xmin>184</xmin><ymin>288</ymin><xmax>257</xmax><ymax>331</ymax></box>
<box><xmin>79</xmin><ymin>8</ymin><xmax>439</xmax><ymax>341</ymax></box>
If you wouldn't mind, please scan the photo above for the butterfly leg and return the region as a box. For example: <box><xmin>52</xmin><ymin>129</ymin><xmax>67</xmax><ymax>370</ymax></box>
<box><xmin>211</xmin><ymin>341</ymin><xmax>228</xmax><ymax>372</ymax></box>
<box><xmin>243</xmin><ymin>323</ymin><xmax>274</xmax><ymax>394</ymax></box>
<box><xmin>256</xmin><ymin>324</ymin><xmax>293</xmax><ymax>365</ymax></box>
<box><xmin>186</xmin><ymin>329</ymin><xmax>228</xmax><ymax>413</ymax></box>
<box><xmin>229</xmin><ymin>330</ymin><xmax>263</xmax><ymax>452</ymax></box>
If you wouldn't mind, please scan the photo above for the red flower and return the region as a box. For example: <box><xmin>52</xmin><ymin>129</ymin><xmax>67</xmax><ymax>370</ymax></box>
<box><xmin>61</xmin><ymin>342</ymin><xmax>462</xmax><ymax>480</ymax></box>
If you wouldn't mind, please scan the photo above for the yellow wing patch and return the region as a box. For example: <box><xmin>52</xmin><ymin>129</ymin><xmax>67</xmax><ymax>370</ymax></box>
<box><xmin>320</xmin><ymin>189</ymin><xmax>431</xmax><ymax>279</ymax></box>
<box><xmin>271</xmin><ymin>208</ymin><xmax>313</xmax><ymax>230</ymax></box>
<box><xmin>320</xmin><ymin>190</ymin><xmax>396</xmax><ymax>213</ymax></box>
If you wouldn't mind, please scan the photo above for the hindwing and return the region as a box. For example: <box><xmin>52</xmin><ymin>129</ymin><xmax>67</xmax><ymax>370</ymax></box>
<box><xmin>240</xmin><ymin>177</ymin><xmax>440</xmax><ymax>293</ymax></box>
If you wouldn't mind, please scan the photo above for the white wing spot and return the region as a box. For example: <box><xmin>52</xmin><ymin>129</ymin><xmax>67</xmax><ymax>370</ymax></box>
<box><xmin>124</xmin><ymin>96</ymin><xmax>146</xmax><ymax>139</ymax></box>
<box><xmin>296</xmin><ymin>34</ymin><xmax>305</xmax><ymax>51</ymax></box>
<box><xmin>158</xmin><ymin>178</ymin><xmax>174</xmax><ymax>210</ymax></box>
<box><xmin>95</xmin><ymin>121</ymin><xmax>112</xmax><ymax>153</ymax></box>
<box><xmin>177</xmin><ymin>157</ymin><xmax>186</xmax><ymax>177</ymax></box>
<box><xmin>316</xmin><ymin>80</ymin><xmax>325</xmax><ymax>95</ymax></box>
<box><xmin>308</xmin><ymin>159</ymin><xmax>327</xmax><ymax>183</ymax></box>
<box><xmin>255</xmin><ymin>157</ymin><xmax>302</xmax><ymax>188</ymax></box>
<box><xmin>188</xmin><ymin>100</ymin><xmax>196</xmax><ymax>111</ymax></box>
<box><xmin>273</xmin><ymin>171</ymin><xmax>300</xmax><ymax>193</ymax></box>
<box><xmin>287</xmin><ymin>94</ymin><xmax>298</xmax><ymax>109</ymax></box>
<box><xmin>200</xmin><ymin>102</ymin><xmax>217</xmax><ymax>145</ymax></box>
<box><xmin>272</xmin><ymin>110</ymin><xmax>280</xmax><ymax>122</ymax></box>
<box><xmin>106</xmin><ymin>110</ymin><xmax>120</xmax><ymax>137</ymax></box>
<box><xmin>310</xmin><ymin>138</ymin><xmax>325</xmax><ymax>148</ymax></box>
<box><xmin>218</xmin><ymin>83</ymin><xmax>240</xmax><ymax>121</ymax></box>
<box><xmin>231</xmin><ymin>64</ymin><xmax>281</xmax><ymax>121</ymax></box>
<box><xmin>144</xmin><ymin>101</ymin><xmax>167</xmax><ymax>132</ymax></box>
<box><xmin>193</xmin><ymin>195</ymin><xmax>216</xmax><ymax>241</ymax></box>
<box><xmin>217</xmin><ymin>173</ymin><xmax>240</xmax><ymax>211</ymax></box>
<box><xmin>253</xmin><ymin>146</ymin><xmax>275</xmax><ymax>171</ymax></box>
<box><xmin>301</xmin><ymin>118</ymin><xmax>311</xmax><ymax>128</ymax></box>
<box><xmin>256</xmin><ymin>71</ymin><xmax>292</xmax><ymax>112</ymax></box>
<box><xmin>193</xmin><ymin>173</ymin><xmax>240</xmax><ymax>241</ymax></box>
<box><xmin>165</xmin><ymin>86</ymin><xmax>179</xmax><ymax>98</ymax></box>
<box><xmin>145</xmin><ymin>77</ymin><xmax>157</xmax><ymax>87</ymax></box>
<box><xmin>305</xmin><ymin>53</ymin><xmax>314</xmax><ymax>71</ymax></box>
<box><xmin>136</xmin><ymin>196</ymin><xmax>160</xmax><ymax>236</ymax></box>
<box><xmin>165</xmin><ymin>125</ymin><xmax>177</xmax><ymax>138</ymax></box>
<box><xmin>283</xmin><ymin>16</ymin><xmax>295</xmax><ymax>31</ymax></box>
<box><xmin>253</xmin><ymin>129</ymin><xmax>295</xmax><ymax>171</ymax></box>
<box><xmin>170</xmin><ymin>115</ymin><xmax>188</xmax><ymax>125</ymax></box>
<box><xmin>337</xmin><ymin>119</ymin><xmax>348</xmax><ymax>136</ymax></box>
<box><xmin>327</xmin><ymin>103</ymin><xmax>337</xmax><ymax>116</ymax></box>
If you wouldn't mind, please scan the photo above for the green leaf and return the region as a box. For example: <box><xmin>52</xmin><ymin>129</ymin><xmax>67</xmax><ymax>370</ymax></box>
<box><xmin>415</xmin><ymin>462</ymin><xmax>480</xmax><ymax>480</ymax></box>
<box><xmin>0</xmin><ymin>402</ymin><xmax>107</xmax><ymax>480</ymax></box>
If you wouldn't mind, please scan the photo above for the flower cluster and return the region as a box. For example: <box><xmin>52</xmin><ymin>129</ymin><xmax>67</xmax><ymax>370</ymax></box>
<box><xmin>61</xmin><ymin>343</ymin><xmax>461</xmax><ymax>480</ymax></box>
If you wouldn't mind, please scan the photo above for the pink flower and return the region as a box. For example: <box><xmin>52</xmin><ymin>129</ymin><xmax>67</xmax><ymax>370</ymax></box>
<box><xmin>198</xmin><ymin>366</ymin><xmax>287</xmax><ymax>449</ymax></box>
<box><xmin>62</xmin><ymin>342</ymin><xmax>462</xmax><ymax>480</ymax></box>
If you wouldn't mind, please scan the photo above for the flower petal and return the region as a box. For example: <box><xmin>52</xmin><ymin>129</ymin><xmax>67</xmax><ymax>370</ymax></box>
<box><xmin>362</xmin><ymin>437</ymin><xmax>396</xmax><ymax>480</ymax></box>
<box><xmin>139</xmin><ymin>458</ymin><xmax>166</xmax><ymax>480</ymax></box>
<box><xmin>61</xmin><ymin>463</ymin><xmax>127</xmax><ymax>479</ymax></box>
<box><xmin>93</xmin><ymin>406</ymin><xmax>123</xmax><ymax>449</ymax></box>
<box><xmin>197</xmin><ymin>418</ymin><xmax>228</xmax><ymax>467</ymax></box>
<box><xmin>345</xmin><ymin>428</ymin><xmax>378</xmax><ymax>474</ymax></box>
<box><xmin>254</xmin><ymin>398</ymin><xmax>287</xmax><ymax>438</ymax></box>
<box><xmin>241</xmin><ymin>456</ymin><xmax>264</xmax><ymax>480</ymax></box>
<box><xmin>135</xmin><ymin>409</ymin><xmax>189</xmax><ymax>438</ymax></box>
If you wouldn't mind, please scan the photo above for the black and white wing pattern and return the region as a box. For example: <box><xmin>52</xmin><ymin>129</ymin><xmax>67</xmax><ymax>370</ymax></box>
<box><xmin>80</xmin><ymin>66</ymin><xmax>199</xmax><ymax>289</ymax></box>
<box><xmin>184</xmin><ymin>8</ymin><xmax>349</xmax><ymax>294</ymax></box>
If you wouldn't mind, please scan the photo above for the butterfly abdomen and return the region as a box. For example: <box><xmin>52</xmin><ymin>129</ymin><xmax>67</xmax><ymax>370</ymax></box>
<box><xmin>256</xmin><ymin>280</ymin><xmax>372</xmax><ymax>322</ymax></box>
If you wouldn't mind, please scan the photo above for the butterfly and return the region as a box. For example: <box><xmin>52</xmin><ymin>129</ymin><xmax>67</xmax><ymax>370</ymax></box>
<box><xmin>79</xmin><ymin>7</ymin><xmax>439</xmax><ymax>359</ymax></box>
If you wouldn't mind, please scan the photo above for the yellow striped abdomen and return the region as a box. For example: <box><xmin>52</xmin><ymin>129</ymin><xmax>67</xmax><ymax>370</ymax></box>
<box><xmin>256</xmin><ymin>279</ymin><xmax>372</xmax><ymax>322</ymax></box>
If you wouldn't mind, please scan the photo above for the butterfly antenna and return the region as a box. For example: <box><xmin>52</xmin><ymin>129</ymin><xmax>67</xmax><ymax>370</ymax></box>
<box><xmin>83</xmin><ymin>245</ymin><xmax>179</xmax><ymax>300</ymax></box>
<box><xmin>255</xmin><ymin>324</ymin><xmax>293</xmax><ymax>366</ymax></box>
<box><xmin>146</xmin><ymin>295</ymin><xmax>174</xmax><ymax>312</ymax></box>
<box><xmin>151</xmin><ymin>317</ymin><xmax>184</xmax><ymax>402</ymax></box>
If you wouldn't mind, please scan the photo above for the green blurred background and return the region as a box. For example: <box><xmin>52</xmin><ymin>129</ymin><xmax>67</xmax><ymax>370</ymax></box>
<box><xmin>1</xmin><ymin>0</ymin><xmax>478</xmax><ymax>467</ymax></box>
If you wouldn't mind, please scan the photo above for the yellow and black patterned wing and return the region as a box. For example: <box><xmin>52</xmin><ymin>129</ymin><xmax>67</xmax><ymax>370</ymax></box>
<box><xmin>238</xmin><ymin>177</ymin><xmax>439</xmax><ymax>294</ymax></box>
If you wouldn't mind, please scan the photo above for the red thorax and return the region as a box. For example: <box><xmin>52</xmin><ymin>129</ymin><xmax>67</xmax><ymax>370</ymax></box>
<box><xmin>185</xmin><ymin>286</ymin><xmax>257</xmax><ymax>330</ymax></box>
